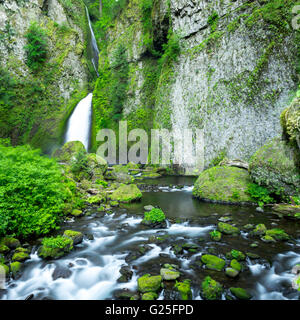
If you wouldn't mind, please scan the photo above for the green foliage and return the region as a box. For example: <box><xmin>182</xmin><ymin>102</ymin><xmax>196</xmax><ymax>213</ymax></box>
<box><xmin>210</xmin><ymin>150</ymin><xmax>226</xmax><ymax>167</ymax></box>
<box><xmin>71</xmin><ymin>149</ymin><xmax>91</xmax><ymax>177</ymax></box>
<box><xmin>246</xmin><ymin>183</ymin><xmax>275</xmax><ymax>207</ymax></box>
<box><xmin>159</xmin><ymin>29</ymin><xmax>181</xmax><ymax>67</ymax></box>
<box><xmin>24</xmin><ymin>22</ymin><xmax>48</xmax><ymax>71</ymax></box>
<box><xmin>42</xmin><ymin>235</ymin><xmax>73</xmax><ymax>249</ymax></box>
<box><xmin>0</xmin><ymin>145</ymin><xmax>73</xmax><ymax>239</ymax></box>
<box><xmin>110</xmin><ymin>44</ymin><xmax>129</xmax><ymax>120</ymax></box>
<box><xmin>207</xmin><ymin>11</ymin><xmax>219</xmax><ymax>32</ymax></box>
<box><xmin>144</xmin><ymin>208</ymin><xmax>166</xmax><ymax>223</ymax></box>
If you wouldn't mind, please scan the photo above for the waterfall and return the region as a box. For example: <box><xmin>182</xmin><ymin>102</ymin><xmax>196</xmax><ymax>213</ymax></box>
<box><xmin>64</xmin><ymin>93</ymin><xmax>93</xmax><ymax>150</ymax></box>
<box><xmin>63</xmin><ymin>8</ymin><xmax>99</xmax><ymax>151</ymax></box>
<box><xmin>85</xmin><ymin>6</ymin><xmax>100</xmax><ymax>77</ymax></box>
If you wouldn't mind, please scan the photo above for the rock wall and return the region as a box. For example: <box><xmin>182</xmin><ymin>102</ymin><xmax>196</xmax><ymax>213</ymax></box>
<box><xmin>0</xmin><ymin>0</ymin><xmax>90</xmax><ymax>150</ymax></box>
<box><xmin>92</xmin><ymin>0</ymin><xmax>299</xmax><ymax>172</ymax></box>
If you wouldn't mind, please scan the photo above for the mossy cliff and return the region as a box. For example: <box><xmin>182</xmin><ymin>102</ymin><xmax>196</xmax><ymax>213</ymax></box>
<box><xmin>0</xmin><ymin>0</ymin><xmax>92</xmax><ymax>152</ymax></box>
<box><xmin>92</xmin><ymin>0</ymin><xmax>299</xmax><ymax>172</ymax></box>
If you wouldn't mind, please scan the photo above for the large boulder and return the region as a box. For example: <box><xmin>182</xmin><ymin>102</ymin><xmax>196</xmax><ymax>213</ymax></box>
<box><xmin>281</xmin><ymin>96</ymin><xmax>300</xmax><ymax>150</ymax></box>
<box><xmin>193</xmin><ymin>166</ymin><xmax>256</xmax><ymax>204</ymax></box>
<box><xmin>249</xmin><ymin>137</ymin><xmax>300</xmax><ymax>198</ymax></box>
<box><xmin>38</xmin><ymin>236</ymin><xmax>73</xmax><ymax>260</ymax></box>
<box><xmin>110</xmin><ymin>184</ymin><xmax>142</xmax><ymax>203</ymax></box>
<box><xmin>86</xmin><ymin>153</ymin><xmax>108</xmax><ymax>180</ymax></box>
<box><xmin>201</xmin><ymin>276</ymin><xmax>223</xmax><ymax>300</ymax></box>
<box><xmin>52</xmin><ymin>141</ymin><xmax>86</xmax><ymax>163</ymax></box>
<box><xmin>137</xmin><ymin>274</ymin><xmax>162</xmax><ymax>293</ymax></box>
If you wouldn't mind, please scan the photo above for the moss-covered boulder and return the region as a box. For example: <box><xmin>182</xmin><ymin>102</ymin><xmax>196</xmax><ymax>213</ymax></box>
<box><xmin>218</xmin><ymin>222</ymin><xmax>240</xmax><ymax>236</ymax></box>
<box><xmin>174</xmin><ymin>280</ymin><xmax>192</xmax><ymax>300</ymax></box>
<box><xmin>265</xmin><ymin>228</ymin><xmax>290</xmax><ymax>241</ymax></box>
<box><xmin>137</xmin><ymin>274</ymin><xmax>162</xmax><ymax>293</ymax></box>
<box><xmin>86</xmin><ymin>194</ymin><xmax>106</xmax><ymax>205</ymax></box>
<box><xmin>225</xmin><ymin>268</ymin><xmax>239</xmax><ymax>278</ymax></box>
<box><xmin>0</xmin><ymin>244</ymin><xmax>10</xmax><ymax>254</ymax></box>
<box><xmin>281</xmin><ymin>96</ymin><xmax>300</xmax><ymax>149</ymax></box>
<box><xmin>193</xmin><ymin>166</ymin><xmax>256</xmax><ymax>204</ymax></box>
<box><xmin>38</xmin><ymin>236</ymin><xmax>73</xmax><ymax>260</ymax></box>
<box><xmin>52</xmin><ymin>141</ymin><xmax>86</xmax><ymax>163</ymax></box>
<box><xmin>1</xmin><ymin>237</ymin><xmax>21</xmax><ymax>250</ymax></box>
<box><xmin>142</xmin><ymin>292</ymin><xmax>158</xmax><ymax>300</ymax></box>
<box><xmin>229</xmin><ymin>250</ymin><xmax>246</xmax><ymax>261</ymax></box>
<box><xmin>12</xmin><ymin>248</ymin><xmax>30</xmax><ymax>262</ymax></box>
<box><xmin>209</xmin><ymin>230</ymin><xmax>222</xmax><ymax>242</ymax></box>
<box><xmin>250</xmin><ymin>224</ymin><xmax>267</xmax><ymax>237</ymax></box>
<box><xmin>230</xmin><ymin>259</ymin><xmax>242</xmax><ymax>272</ymax></box>
<box><xmin>86</xmin><ymin>153</ymin><xmax>108</xmax><ymax>180</ymax></box>
<box><xmin>249</xmin><ymin>137</ymin><xmax>300</xmax><ymax>198</ymax></box>
<box><xmin>0</xmin><ymin>263</ymin><xmax>9</xmax><ymax>276</ymax></box>
<box><xmin>63</xmin><ymin>230</ymin><xmax>83</xmax><ymax>245</ymax></box>
<box><xmin>110</xmin><ymin>184</ymin><xmax>142</xmax><ymax>203</ymax></box>
<box><xmin>201</xmin><ymin>276</ymin><xmax>223</xmax><ymax>300</ymax></box>
<box><xmin>10</xmin><ymin>261</ymin><xmax>22</xmax><ymax>278</ymax></box>
<box><xmin>160</xmin><ymin>266</ymin><xmax>180</xmax><ymax>281</ymax></box>
<box><xmin>272</xmin><ymin>204</ymin><xmax>300</xmax><ymax>219</ymax></box>
<box><xmin>201</xmin><ymin>254</ymin><xmax>226</xmax><ymax>271</ymax></box>
<box><xmin>230</xmin><ymin>287</ymin><xmax>252</xmax><ymax>300</ymax></box>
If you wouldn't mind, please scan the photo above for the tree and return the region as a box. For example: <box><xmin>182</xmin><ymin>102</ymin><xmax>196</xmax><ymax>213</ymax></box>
<box><xmin>99</xmin><ymin>0</ymin><xmax>103</xmax><ymax>17</ymax></box>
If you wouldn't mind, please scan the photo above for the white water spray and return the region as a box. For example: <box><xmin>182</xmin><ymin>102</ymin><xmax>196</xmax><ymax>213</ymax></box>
<box><xmin>64</xmin><ymin>93</ymin><xmax>93</xmax><ymax>150</ymax></box>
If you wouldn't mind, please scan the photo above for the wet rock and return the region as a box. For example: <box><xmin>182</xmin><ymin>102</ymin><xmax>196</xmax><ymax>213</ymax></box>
<box><xmin>144</xmin><ymin>205</ymin><xmax>155</xmax><ymax>211</ymax></box>
<box><xmin>246</xmin><ymin>252</ymin><xmax>260</xmax><ymax>259</ymax></box>
<box><xmin>209</xmin><ymin>230</ymin><xmax>222</xmax><ymax>242</ymax></box>
<box><xmin>142</xmin><ymin>292</ymin><xmax>158</xmax><ymax>300</ymax></box>
<box><xmin>292</xmin><ymin>275</ymin><xmax>300</xmax><ymax>291</ymax></box>
<box><xmin>172</xmin><ymin>245</ymin><xmax>183</xmax><ymax>255</ymax></box>
<box><xmin>250</xmin><ymin>242</ymin><xmax>259</xmax><ymax>248</ymax></box>
<box><xmin>230</xmin><ymin>287</ymin><xmax>252</xmax><ymax>300</ymax></box>
<box><xmin>10</xmin><ymin>262</ymin><xmax>23</xmax><ymax>279</ymax></box>
<box><xmin>218</xmin><ymin>222</ymin><xmax>240</xmax><ymax>236</ymax></box>
<box><xmin>85</xmin><ymin>233</ymin><xmax>94</xmax><ymax>241</ymax></box>
<box><xmin>201</xmin><ymin>276</ymin><xmax>223</xmax><ymax>300</ymax></box>
<box><xmin>117</xmin><ymin>265</ymin><xmax>133</xmax><ymax>283</ymax></box>
<box><xmin>182</xmin><ymin>243</ymin><xmax>198</xmax><ymax>250</ymax></box>
<box><xmin>12</xmin><ymin>248</ymin><xmax>30</xmax><ymax>262</ymax></box>
<box><xmin>114</xmin><ymin>289</ymin><xmax>136</xmax><ymax>300</ymax></box>
<box><xmin>250</xmin><ymin>224</ymin><xmax>267</xmax><ymax>237</ymax></box>
<box><xmin>218</xmin><ymin>217</ymin><xmax>232</xmax><ymax>223</ymax></box>
<box><xmin>52</xmin><ymin>265</ymin><xmax>72</xmax><ymax>281</ymax></box>
<box><xmin>0</xmin><ymin>245</ymin><xmax>10</xmax><ymax>254</ymax></box>
<box><xmin>225</xmin><ymin>268</ymin><xmax>239</xmax><ymax>278</ymax></box>
<box><xmin>230</xmin><ymin>259</ymin><xmax>242</xmax><ymax>272</ymax></box>
<box><xmin>292</xmin><ymin>264</ymin><xmax>300</xmax><ymax>275</ymax></box>
<box><xmin>138</xmin><ymin>244</ymin><xmax>152</xmax><ymax>255</ymax></box>
<box><xmin>71</xmin><ymin>209</ymin><xmax>83</xmax><ymax>217</ymax></box>
<box><xmin>1</xmin><ymin>237</ymin><xmax>21</xmax><ymax>250</ymax></box>
<box><xmin>201</xmin><ymin>254</ymin><xmax>226</xmax><ymax>271</ymax></box>
<box><xmin>174</xmin><ymin>279</ymin><xmax>192</xmax><ymax>300</ymax></box>
<box><xmin>272</xmin><ymin>204</ymin><xmax>300</xmax><ymax>219</ymax></box>
<box><xmin>243</xmin><ymin>224</ymin><xmax>254</xmax><ymax>230</ymax></box>
<box><xmin>25</xmin><ymin>294</ymin><xmax>34</xmax><ymax>300</ymax></box>
<box><xmin>256</xmin><ymin>207</ymin><xmax>264</xmax><ymax>213</ymax></box>
<box><xmin>160</xmin><ymin>265</ymin><xmax>180</xmax><ymax>281</ymax></box>
<box><xmin>261</xmin><ymin>235</ymin><xmax>276</xmax><ymax>243</ymax></box>
<box><xmin>63</xmin><ymin>230</ymin><xmax>83</xmax><ymax>245</ymax></box>
<box><xmin>227</xmin><ymin>250</ymin><xmax>246</xmax><ymax>261</ymax></box>
<box><xmin>52</xmin><ymin>141</ymin><xmax>86</xmax><ymax>163</ymax></box>
<box><xmin>265</xmin><ymin>228</ymin><xmax>290</xmax><ymax>241</ymax></box>
<box><xmin>110</xmin><ymin>184</ymin><xmax>142</xmax><ymax>203</ymax></box>
<box><xmin>137</xmin><ymin>274</ymin><xmax>162</xmax><ymax>293</ymax></box>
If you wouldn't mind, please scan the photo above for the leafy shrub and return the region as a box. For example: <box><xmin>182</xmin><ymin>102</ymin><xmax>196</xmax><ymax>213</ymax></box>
<box><xmin>207</xmin><ymin>11</ymin><xmax>219</xmax><ymax>32</ymax></box>
<box><xmin>144</xmin><ymin>208</ymin><xmax>166</xmax><ymax>223</ymax></box>
<box><xmin>70</xmin><ymin>149</ymin><xmax>90</xmax><ymax>177</ymax></box>
<box><xmin>246</xmin><ymin>183</ymin><xmax>275</xmax><ymax>207</ymax></box>
<box><xmin>0</xmin><ymin>145</ymin><xmax>73</xmax><ymax>238</ymax></box>
<box><xmin>24</xmin><ymin>22</ymin><xmax>48</xmax><ymax>71</ymax></box>
<box><xmin>159</xmin><ymin>29</ymin><xmax>181</xmax><ymax>67</ymax></box>
<box><xmin>42</xmin><ymin>236</ymin><xmax>73</xmax><ymax>249</ymax></box>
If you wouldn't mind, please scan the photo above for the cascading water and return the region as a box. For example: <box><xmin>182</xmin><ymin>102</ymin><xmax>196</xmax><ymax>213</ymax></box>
<box><xmin>64</xmin><ymin>93</ymin><xmax>93</xmax><ymax>150</ymax></box>
<box><xmin>85</xmin><ymin>6</ymin><xmax>100</xmax><ymax>77</ymax></box>
<box><xmin>63</xmin><ymin>7</ymin><xmax>99</xmax><ymax>151</ymax></box>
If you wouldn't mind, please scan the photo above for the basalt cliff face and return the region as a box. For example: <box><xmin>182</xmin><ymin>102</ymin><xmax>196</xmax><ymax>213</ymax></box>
<box><xmin>0</xmin><ymin>0</ymin><xmax>90</xmax><ymax>151</ymax></box>
<box><xmin>92</xmin><ymin>0</ymin><xmax>299</xmax><ymax>173</ymax></box>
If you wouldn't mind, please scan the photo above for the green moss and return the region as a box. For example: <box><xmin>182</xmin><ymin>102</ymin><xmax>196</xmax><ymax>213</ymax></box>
<box><xmin>137</xmin><ymin>274</ymin><xmax>162</xmax><ymax>293</ymax></box>
<box><xmin>209</xmin><ymin>230</ymin><xmax>222</xmax><ymax>242</ymax></box>
<box><xmin>230</xmin><ymin>259</ymin><xmax>242</xmax><ymax>272</ymax></box>
<box><xmin>142</xmin><ymin>292</ymin><xmax>158</xmax><ymax>300</ymax></box>
<box><xmin>52</xmin><ymin>141</ymin><xmax>86</xmax><ymax>163</ymax></box>
<box><xmin>63</xmin><ymin>230</ymin><xmax>83</xmax><ymax>245</ymax></box>
<box><xmin>201</xmin><ymin>254</ymin><xmax>226</xmax><ymax>271</ymax></box>
<box><xmin>0</xmin><ymin>244</ymin><xmax>10</xmax><ymax>254</ymax></box>
<box><xmin>143</xmin><ymin>208</ymin><xmax>166</xmax><ymax>223</ymax></box>
<box><xmin>265</xmin><ymin>228</ymin><xmax>290</xmax><ymax>241</ymax></box>
<box><xmin>110</xmin><ymin>184</ymin><xmax>142</xmax><ymax>203</ymax></box>
<box><xmin>0</xmin><ymin>263</ymin><xmax>9</xmax><ymax>276</ymax></box>
<box><xmin>193</xmin><ymin>166</ymin><xmax>256</xmax><ymax>204</ymax></box>
<box><xmin>10</xmin><ymin>261</ymin><xmax>22</xmax><ymax>277</ymax></box>
<box><xmin>230</xmin><ymin>250</ymin><xmax>246</xmax><ymax>261</ymax></box>
<box><xmin>251</xmin><ymin>224</ymin><xmax>267</xmax><ymax>237</ymax></box>
<box><xmin>174</xmin><ymin>279</ymin><xmax>192</xmax><ymax>300</ymax></box>
<box><xmin>230</xmin><ymin>287</ymin><xmax>252</xmax><ymax>300</ymax></box>
<box><xmin>201</xmin><ymin>276</ymin><xmax>223</xmax><ymax>300</ymax></box>
<box><xmin>38</xmin><ymin>236</ymin><xmax>73</xmax><ymax>260</ymax></box>
<box><xmin>217</xmin><ymin>222</ymin><xmax>240</xmax><ymax>236</ymax></box>
<box><xmin>0</xmin><ymin>237</ymin><xmax>20</xmax><ymax>249</ymax></box>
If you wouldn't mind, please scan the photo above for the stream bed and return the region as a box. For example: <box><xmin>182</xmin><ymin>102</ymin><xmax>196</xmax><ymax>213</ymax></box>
<box><xmin>2</xmin><ymin>177</ymin><xmax>300</xmax><ymax>300</ymax></box>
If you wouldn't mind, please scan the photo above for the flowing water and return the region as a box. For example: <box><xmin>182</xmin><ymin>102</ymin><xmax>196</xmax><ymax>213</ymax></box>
<box><xmin>64</xmin><ymin>93</ymin><xmax>93</xmax><ymax>150</ymax></box>
<box><xmin>1</xmin><ymin>177</ymin><xmax>300</xmax><ymax>300</ymax></box>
